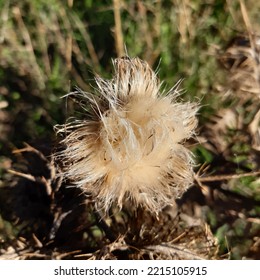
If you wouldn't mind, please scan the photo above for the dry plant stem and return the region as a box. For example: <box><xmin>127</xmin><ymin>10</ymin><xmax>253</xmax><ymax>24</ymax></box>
<box><xmin>56</xmin><ymin>250</ymin><xmax>82</xmax><ymax>260</ymax></box>
<box><xmin>65</xmin><ymin>17</ymin><xmax>72</xmax><ymax>71</ymax></box>
<box><xmin>196</xmin><ymin>170</ymin><xmax>260</xmax><ymax>182</ymax></box>
<box><xmin>38</xmin><ymin>24</ymin><xmax>51</xmax><ymax>76</ymax></box>
<box><xmin>0</xmin><ymin>2</ymin><xmax>9</xmax><ymax>44</ymax></box>
<box><xmin>12</xmin><ymin>143</ymin><xmax>48</xmax><ymax>163</ymax></box>
<box><xmin>240</xmin><ymin>0</ymin><xmax>260</xmax><ymax>97</ymax></box>
<box><xmin>67</xmin><ymin>0</ymin><xmax>74</xmax><ymax>8</ymax></box>
<box><xmin>8</xmin><ymin>169</ymin><xmax>52</xmax><ymax>196</ymax></box>
<box><xmin>12</xmin><ymin>6</ymin><xmax>45</xmax><ymax>89</ymax></box>
<box><xmin>9</xmin><ymin>144</ymin><xmax>55</xmax><ymax>196</ymax></box>
<box><xmin>82</xmin><ymin>24</ymin><xmax>100</xmax><ymax>70</ymax></box>
<box><xmin>144</xmin><ymin>244</ymin><xmax>204</xmax><ymax>260</ymax></box>
<box><xmin>94</xmin><ymin>210</ymin><xmax>117</xmax><ymax>243</ymax></box>
<box><xmin>32</xmin><ymin>234</ymin><xmax>43</xmax><ymax>248</ymax></box>
<box><xmin>137</xmin><ymin>1</ymin><xmax>153</xmax><ymax>54</ymax></box>
<box><xmin>177</xmin><ymin>0</ymin><xmax>192</xmax><ymax>44</ymax></box>
<box><xmin>247</xmin><ymin>217</ymin><xmax>260</xmax><ymax>224</ymax></box>
<box><xmin>71</xmin><ymin>15</ymin><xmax>100</xmax><ymax>71</ymax></box>
<box><xmin>249</xmin><ymin>107</ymin><xmax>260</xmax><ymax>150</ymax></box>
<box><xmin>8</xmin><ymin>169</ymin><xmax>37</xmax><ymax>182</ymax></box>
<box><xmin>170</xmin><ymin>230</ymin><xmax>189</xmax><ymax>244</ymax></box>
<box><xmin>49</xmin><ymin>210</ymin><xmax>72</xmax><ymax>240</ymax></box>
<box><xmin>113</xmin><ymin>0</ymin><xmax>125</xmax><ymax>57</ymax></box>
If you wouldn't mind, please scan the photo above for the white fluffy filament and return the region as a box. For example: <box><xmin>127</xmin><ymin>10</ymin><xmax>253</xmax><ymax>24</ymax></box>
<box><xmin>55</xmin><ymin>57</ymin><xmax>199</xmax><ymax>214</ymax></box>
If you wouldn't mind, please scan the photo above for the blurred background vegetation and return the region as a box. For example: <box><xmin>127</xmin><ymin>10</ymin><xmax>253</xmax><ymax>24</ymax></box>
<box><xmin>0</xmin><ymin>0</ymin><xmax>259</xmax><ymax>259</ymax></box>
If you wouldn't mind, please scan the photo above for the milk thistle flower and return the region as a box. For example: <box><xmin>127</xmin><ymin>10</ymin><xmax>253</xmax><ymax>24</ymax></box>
<box><xmin>56</xmin><ymin>57</ymin><xmax>198</xmax><ymax>214</ymax></box>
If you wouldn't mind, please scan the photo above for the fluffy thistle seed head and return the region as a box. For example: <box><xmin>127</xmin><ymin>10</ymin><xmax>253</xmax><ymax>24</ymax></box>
<box><xmin>56</xmin><ymin>57</ymin><xmax>199</xmax><ymax>214</ymax></box>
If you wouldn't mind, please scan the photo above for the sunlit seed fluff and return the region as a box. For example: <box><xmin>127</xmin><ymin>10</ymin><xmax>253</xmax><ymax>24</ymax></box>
<box><xmin>55</xmin><ymin>57</ymin><xmax>199</xmax><ymax>214</ymax></box>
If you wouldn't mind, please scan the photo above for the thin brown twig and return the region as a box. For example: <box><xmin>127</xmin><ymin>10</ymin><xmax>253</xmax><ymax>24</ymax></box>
<box><xmin>22</xmin><ymin>252</ymin><xmax>50</xmax><ymax>258</ymax></box>
<box><xmin>170</xmin><ymin>230</ymin><xmax>188</xmax><ymax>244</ymax></box>
<box><xmin>239</xmin><ymin>0</ymin><xmax>253</xmax><ymax>32</ymax></box>
<box><xmin>67</xmin><ymin>0</ymin><xmax>74</xmax><ymax>8</ymax></box>
<box><xmin>12</xmin><ymin>143</ymin><xmax>48</xmax><ymax>163</ymax></box>
<box><xmin>71</xmin><ymin>14</ymin><xmax>100</xmax><ymax>70</ymax></box>
<box><xmin>8</xmin><ymin>169</ymin><xmax>52</xmax><ymax>196</ymax></box>
<box><xmin>32</xmin><ymin>234</ymin><xmax>43</xmax><ymax>248</ymax></box>
<box><xmin>247</xmin><ymin>217</ymin><xmax>260</xmax><ymax>224</ymax></box>
<box><xmin>8</xmin><ymin>169</ymin><xmax>37</xmax><ymax>182</ymax></box>
<box><xmin>62</xmin><ymin>5</ymin><xmax>73</xmax><ymax>72</ymax></box>
<box><xmin>113</xmin><ymin>0</ymin><xmax>124</xmax><ymax>57</ymax></box>
<box><xmin>195</xmin><ymin>170</ymin><xmax>260</xmax><ymax>183</ymax></box>
<box><xmin>145</xmin><ymin>244</ymin><xmax>205</xmax><ymax>260</ymax></box>
<box><xmin>56</xmin><ymin>250</ymin><xmax>82</xmax><ymax>260</ymax></box>
<box><xmin>240</xmin><ymin>0</ymin><xmax>260</xmax><ymax>98</ymax></box>
<box><xmin>12</xmin><ymin>6</ymin><xmax>45</xmax><ymax>89</ymax></box>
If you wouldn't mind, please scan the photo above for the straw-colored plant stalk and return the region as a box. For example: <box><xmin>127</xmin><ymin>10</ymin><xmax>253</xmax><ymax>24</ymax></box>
<box><xmin>55</xmin><ymin>57</ymin><xmax>198</xmax><ymax>214</ymax></box>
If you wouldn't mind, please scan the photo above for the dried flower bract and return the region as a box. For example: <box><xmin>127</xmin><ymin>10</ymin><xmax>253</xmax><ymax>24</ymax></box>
<box><xmin>55</xmin><ymin>57</ymin><xmax>198</xmax><ymax>214</ymax></box>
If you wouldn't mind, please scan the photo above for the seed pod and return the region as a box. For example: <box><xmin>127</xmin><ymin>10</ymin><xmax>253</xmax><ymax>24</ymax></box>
<box><xmin>55</xmin><ymin>57</ymin><xmax>199</xmax><ymax>214</ymax></box>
